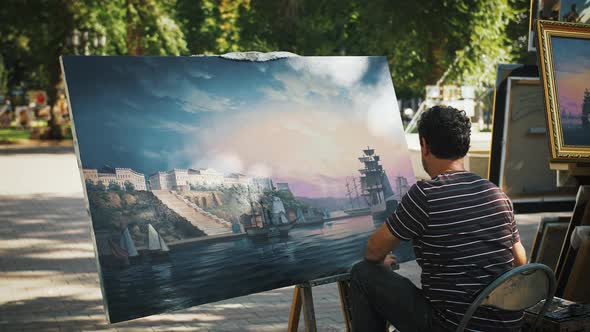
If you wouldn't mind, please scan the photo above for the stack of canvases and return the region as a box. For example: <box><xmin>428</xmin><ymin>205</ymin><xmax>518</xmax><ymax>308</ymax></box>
<box><xmin>536</xmin><ymin>17</ymin><xmax>590</xmax><ymax>304</ymax></box>
<box><xmin>491</xmin><ymin>0</ymin><xmax>590</xmax><ymax>307</ymax></box>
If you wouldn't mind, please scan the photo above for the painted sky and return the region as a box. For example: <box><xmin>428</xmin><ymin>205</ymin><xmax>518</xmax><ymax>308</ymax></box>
<box><xmin>63</xmin><ymin>56</ymin><xmax>415</xmax><ymax>198</ymax></box>
<box><xmin>553</xmin><ymin>36</ymin><xmax>590</xmax><ymax>117</ymax></box>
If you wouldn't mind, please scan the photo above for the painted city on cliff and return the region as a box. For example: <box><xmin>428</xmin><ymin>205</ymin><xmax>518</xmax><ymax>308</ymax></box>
<box><xmin>61</xmin><ymin>55</ymin><xmax>416</xmax><ymax>323</ymax></box>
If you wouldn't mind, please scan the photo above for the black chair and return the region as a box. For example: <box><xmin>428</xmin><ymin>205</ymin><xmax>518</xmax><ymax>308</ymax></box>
<box><xmin>456</xmin><ymin>263</ymin><xmax>556</xmax><ymax>332</ymax></box>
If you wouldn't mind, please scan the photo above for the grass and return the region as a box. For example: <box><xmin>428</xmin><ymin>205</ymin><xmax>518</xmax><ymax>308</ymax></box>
<box><xmin>0</xmin><ymin>128</ymin><xmax>30</xmax><ymax>143</ymax></box>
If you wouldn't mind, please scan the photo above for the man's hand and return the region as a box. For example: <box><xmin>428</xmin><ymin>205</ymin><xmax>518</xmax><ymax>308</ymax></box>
<box><xmin>383</xmin><ymin>254</ymin><xmax>397</xmax><ymax>267</ymax></box>
<box><xmin>365</xmin><ymin>223</ymin><xmax>401</xmax><ymax>263</ymax></box>
<box><xmin>512</xmin><ymin>241</ymin><xmax>527</xmax><ymax>267</ymax></box>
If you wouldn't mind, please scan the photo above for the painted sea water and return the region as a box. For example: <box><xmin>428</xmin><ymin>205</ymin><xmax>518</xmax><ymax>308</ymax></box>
<box><xmin>102</xmin><ymin>216</ymin><xmax>414</xmax><ymax>323</ymax></box>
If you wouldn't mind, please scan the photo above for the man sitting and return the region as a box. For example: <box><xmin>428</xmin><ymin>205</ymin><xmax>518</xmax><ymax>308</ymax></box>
<box><xmin>350</xmin><ymin>106</ymin><xmax>527</xmax><ymax>332</ymax></box>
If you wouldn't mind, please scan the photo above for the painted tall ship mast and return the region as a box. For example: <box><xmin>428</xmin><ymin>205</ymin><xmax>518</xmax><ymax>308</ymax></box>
<box><xmin>358</xmin><ymin>147</ymin><xmax>398</xmax><ymax>221</ymax></box>
<box><xmin>343</xmin><ymin>176</ymin><xmax>371</xmax><ymax>217</ymax></box>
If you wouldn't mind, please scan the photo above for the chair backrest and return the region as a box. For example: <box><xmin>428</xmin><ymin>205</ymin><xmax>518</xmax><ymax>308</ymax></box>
<box><xmin>456</xmin><ymin>263</ymin><xmax>556</xmax><ymax>332</ymax></box>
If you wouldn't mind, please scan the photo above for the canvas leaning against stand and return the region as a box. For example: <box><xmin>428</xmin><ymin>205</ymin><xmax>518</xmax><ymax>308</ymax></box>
<box><xmin>60</xmin><ymin>55</ymin><xmax>416</xmax><ymax>323</ymax></box>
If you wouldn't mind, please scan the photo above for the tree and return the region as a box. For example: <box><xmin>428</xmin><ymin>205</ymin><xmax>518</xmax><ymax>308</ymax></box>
<box><xmin>125</xmin><ymin>0</ymin><xmax>188</xmax><ymax>55</ymax></box>
<box><xmin>177</xmin><ymin>0</ymin><xmax>252</xmax><ymax>54</ymax></box>
<box><xmin>108</xmin><ymin>182</ymin><xmax>122</xmax><ymax>192</ymax></box>
<box><xmin>0</xmin><ymin>0</ymin><xmax>530</xmax><ymax>106</ymax></box>
<box><xmin>124</xmin><ymin>181</ymin><xmax>135</xmax><ymax>192</ymax></box>
<box><xmin>85</xmin><ymin>179</ymin><xmax>97</xmax><ymax>191</ymax></box>
<box><xmin>96</xmin><ymin>181</ymin><xmax>106</xmax><ymax>191</ymax></box>
<box><xmin>225</xmin><ymin>0</ymin><xmax>528</xmax><ymax>97</ymax></box>
<box><xmin>0</xmin><ymin>0</ymin><xmax>188</xmax><ymax>140</ymax></box>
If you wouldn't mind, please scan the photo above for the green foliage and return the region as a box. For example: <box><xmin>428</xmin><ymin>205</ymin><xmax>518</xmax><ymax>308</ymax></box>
<box><xmin>108</xmin><ymin>182</ymin><xmax>122</xmax><ymax>192</ymax></box>
<box><xmin>0</xmin><ymin>55</ymin><xmax>7</xmax><ymax>95</ymax></box>
<box><xmin>203</xmin><ymin>0</ymin><xmax>529</xmax><ymax>97</ymax></box>
<box><xmin>0</xmin><ymin>0</ymin><xmax>530</xmax><ymax>101</ymax></box>
<box><xmin>124</xmin><ymin>181</ymin><xmax>135</xmax><ymax>192</ymax></box>
<box><xmin>96</xmin><ymin>180</ymin><xmax>106</xmax><ymax>192</ymax></box>
<box><xmin>85</xmin><ymin>179</ymin><xmax>96</xmax><ymax>192</ymax></box>
<box><xmin>125</xmin><ymin>0</ymin><xmax>188</xmax><ymax>55</ymax></box>
<box><xmin>0</xmin><ymin>128</ymin><xmax>30</xmax><ymax>142</ymax></box>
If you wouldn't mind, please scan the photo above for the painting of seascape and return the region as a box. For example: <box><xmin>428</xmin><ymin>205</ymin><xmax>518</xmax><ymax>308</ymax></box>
<box><xmin>61</xmin><ymin>55</ymin><xmax>416</xmax><ymax>323</ymax></box>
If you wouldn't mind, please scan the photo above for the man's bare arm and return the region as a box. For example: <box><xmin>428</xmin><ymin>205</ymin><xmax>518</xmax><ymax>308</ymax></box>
<box><xmin>512</xmin><ymin>241</ymin><xmax>527</xmax><ymax>267</ymax></box>
<box><xmin>365</xmin><ymin>223</ymin><xmax>402</xmax><ymax>263</ymax></box>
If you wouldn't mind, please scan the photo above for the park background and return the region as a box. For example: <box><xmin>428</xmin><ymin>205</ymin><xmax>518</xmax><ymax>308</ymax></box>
<box><xmin>0</xmin><ymin>0</ymin><xmax>532</xmax><ymax>143</ymax></box>
<box><xmin>0</xmin><ymin>1</ymin><xmax>558</xmax><ymax>331</ymax></box>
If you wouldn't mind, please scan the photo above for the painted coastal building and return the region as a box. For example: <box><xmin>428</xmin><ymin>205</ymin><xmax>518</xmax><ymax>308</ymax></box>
<box><xmin>251</xmin><ymin>177</ymin><xmax>273</xmax><ymax>191</ymax></box>
<box><xmin>224</xmin><ymin>173</ymin><xmax>251</xmax><ymax>186</ymax></box>
<box><xmin>82</xmin><ymin>166</ymin><xmax>147</xmax><ymax>191</ymax></box>
<box><xmin>148</xmin><ymin>168</ymin><xmax>269</xmax><ymax>190</ymax></box>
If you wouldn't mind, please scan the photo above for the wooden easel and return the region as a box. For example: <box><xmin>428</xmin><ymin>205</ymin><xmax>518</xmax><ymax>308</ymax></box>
<box><xmin>287</xmin><ymin>273</ymin><xmax>353</xmax><ymax>332</ymax></box>
<box><xmin>287</xmin><ymin>264</ymin><xmax>400</xmax><ymax>332</ymax></box>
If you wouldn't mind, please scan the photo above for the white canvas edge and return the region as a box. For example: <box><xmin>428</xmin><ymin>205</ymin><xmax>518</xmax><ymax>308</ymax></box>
<box><xmin>59</xmin><ymin>56</ymin><xmax>114</xmax><ymax>324</ymax></box>
<box><xmin>498</xmin><ymin>77</ymin><xmax>541</xmax><ymax>190</ymax></box>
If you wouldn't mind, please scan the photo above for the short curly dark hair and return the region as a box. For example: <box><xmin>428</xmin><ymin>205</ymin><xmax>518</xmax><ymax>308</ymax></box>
<box><xmin>417</xmin><ymin>105</ymin><xmax>471</xmax><ymax>159</ymax></box>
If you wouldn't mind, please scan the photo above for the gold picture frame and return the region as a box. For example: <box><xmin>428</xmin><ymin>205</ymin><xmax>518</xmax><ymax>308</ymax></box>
<box><xmin>537</xmin><ymin>20</ymin><xmax>590</xmax><ymax>162</ymax></box>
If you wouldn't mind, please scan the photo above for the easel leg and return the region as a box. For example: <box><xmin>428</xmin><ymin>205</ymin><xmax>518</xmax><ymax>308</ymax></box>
<box><xmin>338</xmin><ymin>280</ymin><xmax>352</xmax><ymax>332</ymax></box>
<box><xmin>301</xmin><ymin>286</ymin><xmax>317</xmax><ymax>332</ymax></box>
<box><xmin>288</xmin><ymin>286</ymin><xmax>303</xmax><ymax>332</ymax></box>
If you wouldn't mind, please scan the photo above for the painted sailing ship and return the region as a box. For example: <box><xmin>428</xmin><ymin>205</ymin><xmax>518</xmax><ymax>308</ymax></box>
<box><xmin>343</xmin><ymin>176</ymin><xmax>371</xmax><ymax>217</ymax></box>
<box><xmin>295</xmin><ymin>207</ymin><xmax>330</xmax><ymax>225</ymax></box>
<box><xmin>120</xmin><ymin>227</ymin><xmax>139</xmax><ymax>261</ymax></box>
<box><xmin>106</xmin><ymin>227</ymin><xmax>139</xmax><ymax>266</ymax></box>
<box><xmin>243</xmin><ymin>187</ymin><xmax>296</xmax><ymax>239</ymax></box>
<box><xmin>583</xmin><ymin>88</ymin><xmax>590</xmax><ymax>129</ymax></box>
<box><xmin>146</xmin><ymin>223</ymin><xmax>170</xmax><ymax>257</ymax></box>
<box><xmin>358</xmin><ymin>147</ymin><xmax>398</xmax><ymax>221</ymax></box>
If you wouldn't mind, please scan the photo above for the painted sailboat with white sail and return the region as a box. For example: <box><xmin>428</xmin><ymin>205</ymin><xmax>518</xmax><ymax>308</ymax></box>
<box><xmin>120</xmin><ymin>227</ymin><xmax>139</xmax><ymax>258</ymax></box>
<box><xmin>147</xmin><ymin>224</ymin><xmax>170</xmax><ymax>257</ymax></box>
<box><xmin>106</xmin><ymin>227</ymin><xmax>139</xmax><ymax>267</ymax></box>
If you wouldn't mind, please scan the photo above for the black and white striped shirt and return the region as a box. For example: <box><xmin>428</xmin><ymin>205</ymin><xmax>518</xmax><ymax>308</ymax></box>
<box><xmin>386</xmin><ymin>171</ymin><xmax>522</xmax><ymax>332</ymax></box>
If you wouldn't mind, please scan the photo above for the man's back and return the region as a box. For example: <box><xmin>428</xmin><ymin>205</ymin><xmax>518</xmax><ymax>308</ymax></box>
<box><xmin>387</xmin><ymin>171</ymin><xmax>522</xmax><ymax>331</ymax></box>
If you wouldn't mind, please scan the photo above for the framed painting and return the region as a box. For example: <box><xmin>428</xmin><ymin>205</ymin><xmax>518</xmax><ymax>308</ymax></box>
<box><xmin>537</xmin><ymin>20</ymin><xmax>590</xmax><ymax>162</ymax></box>
<box><xmin>488</xmin><ymin>64</ymin><xmax>576</xmax><ymax>213</ymax></box>
<box><xmin>61</xmin><ymin>55</ymin><xmax>416</xmax><ymax>323</ymax></box>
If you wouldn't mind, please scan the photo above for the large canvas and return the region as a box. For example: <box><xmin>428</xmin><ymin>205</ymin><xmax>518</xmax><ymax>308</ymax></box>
<box><xmin>537</xmin><ymin>20</ymin><xmax>590</xmax><ymax>162</ymax></box>
<box><xmin>61</xmin><ymin>55</ymin><xmax>416</xmax><ymax>323</ymax></box>
<box><xmin>488</xmin><ymin>64</ymin><xmax>575</xmax><ymax>213</ymax></box>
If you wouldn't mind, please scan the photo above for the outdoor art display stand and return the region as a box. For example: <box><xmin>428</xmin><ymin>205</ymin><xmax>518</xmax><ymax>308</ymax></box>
<box><xmin>287</xmin><ymin>274</ymin><xmax>354</xmax><ymax>332</ymax></box>
<box><xmin>287</xmin><ymin>266</ymin><xmax>400</xmax><ymax>331</ymax></box>
<box><xmin>287</xmin><ymin>274</ymin><xmax>352</xmax><ymax>332</ymax></box>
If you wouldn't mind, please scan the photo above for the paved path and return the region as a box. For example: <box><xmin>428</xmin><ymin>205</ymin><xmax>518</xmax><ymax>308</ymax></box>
<box><xmin>0</xmin><ymin>146</ymin><xmax>567</xmax><ymax>331</ymax></box>
<box><xmin>151</xmin><ymin>190</ymin><xmax>232</xmax><ymax>236</ymax></box>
